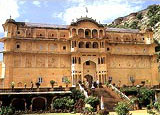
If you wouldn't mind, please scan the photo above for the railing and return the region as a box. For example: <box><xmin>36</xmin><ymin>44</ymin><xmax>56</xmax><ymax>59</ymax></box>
<box><xmin>109</xmin><ymin>84</ymin><xmax>130</xmax><ymax>101</ymax></box>
<box><xmin>79</xmin><ymin>84</ymin><xmax>89</xmax><ymax>98</ymax></box>
<box><xmin>0</xmin><ymin>87</ymin><xmax>70</xmax><ymax>93</ymax></box>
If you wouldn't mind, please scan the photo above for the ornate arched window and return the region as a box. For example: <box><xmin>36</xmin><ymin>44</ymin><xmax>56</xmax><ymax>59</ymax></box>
<box><xmin>93</xmin><ymin>42</ymin><xmax>98</xmax><ymax>48</ymax></box>
<box><xmin>79</xmin><ymin>41</ymin><xmax>84</xmax><ymax>48</ymax></box>
<box><xmin>78</xmin><ymin>29</ymin><xmax>84</xmax><ymax>38</ymax></box>
<box><xmin>72</xmin><ymin>28</ymin><xmax>76</xmax><ymax>36</ymax></box>
<box><xmin>85</xmin><ymin>29</ymin><xmax>91</xmax><ymax>38</ymax></box>
<box><xmin>92</xmin><ymin>29</ymin><xmax>98</xmax><ymax>38</ymax></box>
<box><xmin>86</xmin><ymin>42</ymin><xmax>91</xmax><ymax>48</ymax></box>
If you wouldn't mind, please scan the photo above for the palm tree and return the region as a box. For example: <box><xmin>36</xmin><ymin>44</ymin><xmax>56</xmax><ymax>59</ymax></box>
<box><xmin>50</xmin><ymin>80</ymin><xmax>55</xmax><ymax>88</ymax></box>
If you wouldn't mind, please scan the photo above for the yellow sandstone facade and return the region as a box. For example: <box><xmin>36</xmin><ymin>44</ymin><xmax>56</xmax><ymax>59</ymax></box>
<box><xmin>0</xmin><ymin>17</ymin><xmax>158</xmax><ymax>88</ymax></box>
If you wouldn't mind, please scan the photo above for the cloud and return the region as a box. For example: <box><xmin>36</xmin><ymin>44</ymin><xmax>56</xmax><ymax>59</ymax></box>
<box><xmin>18</xmin><ymin>0</ymin><xmax>26</xmax><ymax>5</ymax></box>
<box><xmin>54</xmin><ymin>0</ymin><xmax>144</xmax><ymax>24</ymax></box>
<box><xmin>0</xmin><ymin>0</ymin><xmax>19</xmax><ymax>33</ymax></box>
<box><xmin>32</xmin><ymin>0</ymin><xmax>41</xmax><ymax>7</ymax></box>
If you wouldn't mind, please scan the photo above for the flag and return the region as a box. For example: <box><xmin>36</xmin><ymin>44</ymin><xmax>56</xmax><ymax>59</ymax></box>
<box><xmin>86</xmin><ymin>7</ymin><xmax>88</xmax><ymax>13</ymax></box>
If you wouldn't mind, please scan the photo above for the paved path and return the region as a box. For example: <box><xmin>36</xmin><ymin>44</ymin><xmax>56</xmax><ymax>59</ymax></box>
<box><xmin>109</xmin><ymin>110</ymin><xmax>152</xmax><ymax>115</ymax></box>
<box><xmin>24</xmin><ymin>113</ymin><xmax>80</xmax><ymax>115</ymax></box>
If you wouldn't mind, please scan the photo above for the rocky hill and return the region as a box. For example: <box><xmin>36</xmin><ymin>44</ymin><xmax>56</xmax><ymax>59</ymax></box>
<box><xmin>107</xmin><ymin>4</ymin><xmax>160</xmax><ymax>42</ymax></box>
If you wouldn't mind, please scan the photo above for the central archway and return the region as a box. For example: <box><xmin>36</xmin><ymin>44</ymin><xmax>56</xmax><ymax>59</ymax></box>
<box><xmin>84</xmin><ymin>74</ymin><xmax>93</xmax><ymax>88</ymax></box>
<box><xmin>83</xmin><ymin>60</ymin><xmax>96</xmax><ymax>87</ymax></box>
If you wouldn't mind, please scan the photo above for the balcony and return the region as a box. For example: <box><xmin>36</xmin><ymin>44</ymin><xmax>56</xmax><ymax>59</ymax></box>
<box><xmin>78</xmin><ymin>48</ymin><xmax>105</xmax><ymax>53</ymax></box>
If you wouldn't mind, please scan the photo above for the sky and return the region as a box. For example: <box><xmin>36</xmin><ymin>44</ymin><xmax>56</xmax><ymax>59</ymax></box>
<box><xmin>0</xmin><ymin>0</ymin><xmax>160</xmax><ymax>60</ymax></box>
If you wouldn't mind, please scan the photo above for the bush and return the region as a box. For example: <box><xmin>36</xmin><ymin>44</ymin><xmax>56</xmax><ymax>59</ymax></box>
<box><xmin>129</xmin><ymin>21</ymin><xmax>139</xmax><ymax>29</ymax></box>
<box><xmin>120</xmin><ymin>86</ymin><xmax>138</xmax><ymax>95</ymax></box>
<box><xmin>136</xmin><ymin>13</ymin><xmax>143</xmax><ymax>20</ymax></box>
<box><xmin>148</xmin><ymin>15</ymin><xmax>160</xmax><ymax>27</ymax></box>
<box><xmin>52</xmin><ymin>97</ymin><xmax>74</xmax><ymax>111</ymax></box>
<box><xmin>137</xmin><ymin>87</ymin><xmax>155</xmax><ymax>106</ymax></box>
<box><xmin>0</xmin><ymin>106</ymin><xmax>15</xmax><ymax>115</ymax></box>
<box><xmin>114</xmin><ymin>102</ymin><xmax>130</xmax><ymax>115</ymax></box>
<box><xmin>85</xmin><ymin>96</ymin><xmax>100</xmax><ymax>111</ymax></box>
<box><xmin>147</xmin><ymin>5</ymin><xmax>160</xmax><ymax>18</ymax></box>
<box><xmin>71</xmin><ymin>89</ymin><xmax>85</xmax><ymax>101</ymax></box>
<box><xmin>153</xmin><ymin>102</ymin><xmax>160</xmax><ymax>111</ymax></box>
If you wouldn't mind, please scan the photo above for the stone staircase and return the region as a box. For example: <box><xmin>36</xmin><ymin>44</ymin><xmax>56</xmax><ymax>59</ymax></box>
<box><xmin>93</xmin><ymin>86</ymin><xmax>122</xmax><ymax>111</ymax></box>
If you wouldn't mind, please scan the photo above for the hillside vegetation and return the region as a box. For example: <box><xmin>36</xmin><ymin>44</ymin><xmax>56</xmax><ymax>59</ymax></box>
<box><xmin>108</xmin><ymin>4</ymin><xmax>160</xmax><ymax>42</ymax></box>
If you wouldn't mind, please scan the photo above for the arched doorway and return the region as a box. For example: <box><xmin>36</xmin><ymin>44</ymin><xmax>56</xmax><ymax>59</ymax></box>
<box><xmin>32</xmin><ymin>97</ymin><xmax>46</xmax><ymax>111</ymax></box>
<box><xmin>84</xmin><ymin>75</ymin><xmax>93</xmax><ymax>88</ymax></box>
<box><xmin>11</xmin><ymin>98</ymin><xmax>25</xmax><ymax>111</ymax></box>
<box><xmin>83</xmin><ymin>60</ymin><xmax>96</xmax><ymax>87</ymax></box>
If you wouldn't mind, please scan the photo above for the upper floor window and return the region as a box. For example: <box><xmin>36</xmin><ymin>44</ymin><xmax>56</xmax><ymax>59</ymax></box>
<box><xmin>85</xmin><ymin>29</ymin><xmax>91</xmax><ymax>38</ymax></box>
<box><xmin>16</xmin><ymin>42</ymin><xmax>20</xmax><ymax>49</ymax></box>
<box><xmin>17</xmin><ymin>44</ymin><xmax>20</xmax><ymax>49</ymax></box>
<box><xmin>39</xmin><ymin>45</ymin><xmax>43</xmax><ymax>50</ymax></box>
<box><xmin>38</xmin><ymin>77</ymin><xmax>43</xmax><ymax>83</ymax></box>
<box><xmin>17</xmin><ymin>31</ymin><xmax>20</xmax><ymax>34</ymax></box>
<box><xmin>63</xmin><ymin>46</ymin><xmax>66</xmax><ymax>50</ymax></box>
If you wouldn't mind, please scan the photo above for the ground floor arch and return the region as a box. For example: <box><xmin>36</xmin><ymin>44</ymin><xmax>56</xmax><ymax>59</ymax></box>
<box><xmin>32</xmin><ymin>97</ymin><xmax>47</xmax><ymax>111</ymax></box>
<box><xmin>11</xmin><ymin>98</ymin><xmax>26</xmax><ymax>111</ymax></box>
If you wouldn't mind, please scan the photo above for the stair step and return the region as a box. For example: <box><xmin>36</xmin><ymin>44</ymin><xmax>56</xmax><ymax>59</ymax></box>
<box><xmin>94</xmin><ymin>87</ymin><xmax>122</xmax><ymax>111</ymax></box>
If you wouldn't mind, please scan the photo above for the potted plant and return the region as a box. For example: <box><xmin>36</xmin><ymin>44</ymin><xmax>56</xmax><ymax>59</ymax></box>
<box><xmin>35</xmin><ymin>82</ymin><xmax>40</xmax><ymax>91</ymax></box>
<box><xmin>131</xmin><ymin>79</ymin><xmax>135</xmax><ymax>86</ymax></box>
<box><xmin>64</xmin><ymin>77</ymin><xmax>70</xmax><ymax>88</ymax></box>
<box><xmin>11</xmin><ymin>81</ymin><xmax>15</xmax><ymax>91</ymax></box>
<box><xmin>50</xmin><ymin>80</ymin><xmax>56</xmax><ymax>88</ymax></box>
<box><xmin>24</xmin><ymin>82</ymin><xmax>27</xmax><ymax>89</ymax></box>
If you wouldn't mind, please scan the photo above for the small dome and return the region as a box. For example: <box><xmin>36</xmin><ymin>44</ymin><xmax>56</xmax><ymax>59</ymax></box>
<box><xmin>5</xmin><ymin>16</ymin><xmax>16</xmax><ymax>23</ymax></box>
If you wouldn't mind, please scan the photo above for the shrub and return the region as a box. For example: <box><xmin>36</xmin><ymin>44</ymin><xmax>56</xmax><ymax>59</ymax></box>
<box><xmin>52</xmin><ymin>97</ymin><xmax>74</xmax><ymax>111</ymax></box>
<box><xmin>85</xmin><ymin>96</ymin><xmax>100</xmax><ymax>111</ymax></box>
<box><xmin>137</xmin><ymin>87</ymin><xmax>155</xmax><ymax>106</ymax></box>
<box><xmin>71</xmin><ymin>89</ymin><xmax>85</xmax><ymax>101</ymax></box>
<box><xmin>0</xmin><ymin>106</ymin><xmax>15</xmax><ymax>115</ymax></box>
<box><xmin>114</xmin><ymin>102</ymin><xmax>130</xmax><ymax>115</ymax></box>
<box><xmin>129</xmin><ymin>21</ymin><xmax>139</xmax><ymax>29</ymax></box>
<box><xmin>136</xmin><ymin>13</ymin><xmax>143</xmax><ymax>20</ymax></box>
<box><xmin>147</xmin><ymin>5</ymin><xmax>160</xmax><ymax>18</ymax></box>
<box><xmin>148</xmin><ymin>15</ymin><xmax>160</xmax><ymax>27</ymax></box>
<box><xmin>153</xmin><ymin>102</ymin><xmax>160</xmax><ymax>111</ymax></box>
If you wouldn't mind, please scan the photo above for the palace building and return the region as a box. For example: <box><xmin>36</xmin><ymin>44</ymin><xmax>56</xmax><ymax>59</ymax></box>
<box><xmin>0</xmin><ymin>17</ymin><xmax>158</xmax><ymax>88</ymax></box>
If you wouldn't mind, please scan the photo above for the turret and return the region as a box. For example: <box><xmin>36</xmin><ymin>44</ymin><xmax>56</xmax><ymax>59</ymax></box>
<box><xmin>2</xmin><ymin>16</ymin><xmax>17</xmax><ymax>38</ymax></box>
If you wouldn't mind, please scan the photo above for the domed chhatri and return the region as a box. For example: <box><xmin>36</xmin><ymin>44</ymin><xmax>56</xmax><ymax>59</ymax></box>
<box><xmin>71</xmin><ymin>16</ymin><xmax>104</xmax><ymax>27</ymax></box>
